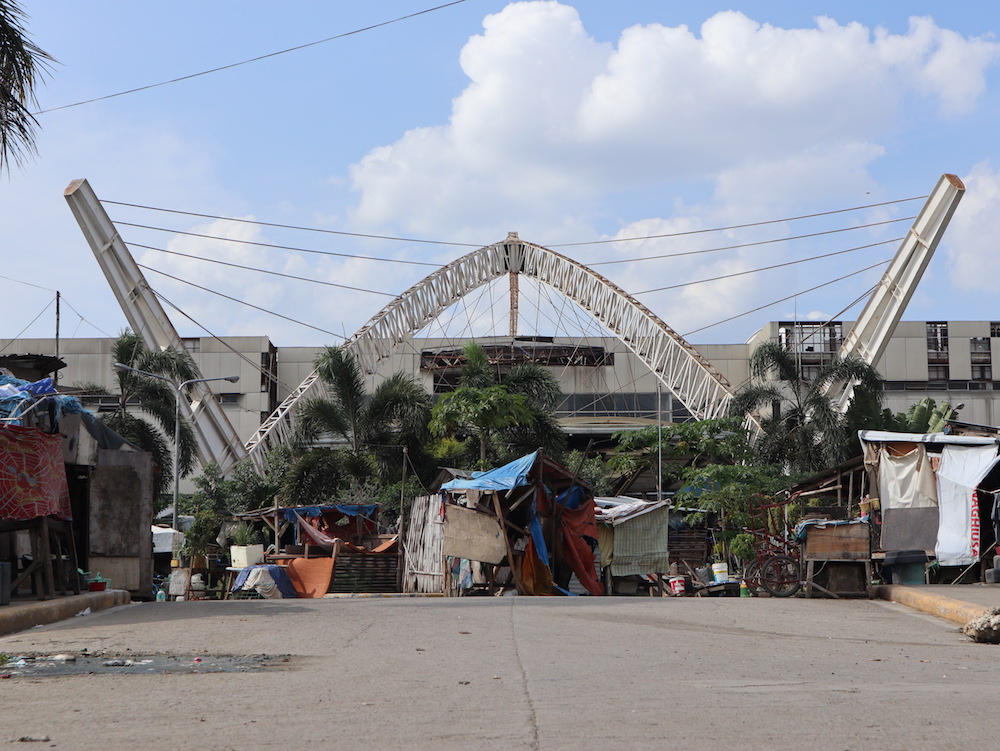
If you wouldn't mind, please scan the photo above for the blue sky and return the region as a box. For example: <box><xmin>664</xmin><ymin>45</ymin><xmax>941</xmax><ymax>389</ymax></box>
<box><xmin>3</xmin><ymin>1</ymin><xmax>1000</xmax><ymax>350</ymax></box>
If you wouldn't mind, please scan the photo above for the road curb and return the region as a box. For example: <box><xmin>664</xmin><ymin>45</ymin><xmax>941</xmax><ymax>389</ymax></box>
<box><xmin>321</xmin><ymin>592</ymin><xmax>444</xmax><ymax>598</ymax></box>
<box><xmin>0</xmin><ymin>590</ymin><xmax>131</xmax><ymax>638</ymax></box>
<box><xmin>873</xmin><ymin>584</ymin><xmax>988</xmax><ymax>626</ymax></box>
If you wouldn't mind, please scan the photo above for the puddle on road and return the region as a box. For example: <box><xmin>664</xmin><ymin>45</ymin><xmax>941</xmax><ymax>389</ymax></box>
<box><xmin>0</xmin><ymin>653</ymin><xmax>291</xmax><ymax>678</ymax></box>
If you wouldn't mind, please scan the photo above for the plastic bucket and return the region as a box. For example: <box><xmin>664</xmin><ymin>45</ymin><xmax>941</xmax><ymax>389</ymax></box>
<box><xmin>669</xmin><ymin>576</ymin><xmax>686</xmax><ymax>595</ymax></box>
<box><xmin>712</xmin><ymin>563</ymin><xmax>729</xmax><ymax>583</ymax></box>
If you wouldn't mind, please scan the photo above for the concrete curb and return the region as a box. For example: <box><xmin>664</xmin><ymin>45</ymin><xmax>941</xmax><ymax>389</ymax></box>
<box><xmin>873</xmin><ymin>584</ymin><xmax>988</xmax><ymax>626</ymax></box>
<box><xmin>0</xmin><ymin>590</ymin><xmax>131</xmax><ymax>638</ymax></box>
<box><xmin>321</xmin><ymin>592</ymin><xmax>444</xmax><ymax>598</ymax></box>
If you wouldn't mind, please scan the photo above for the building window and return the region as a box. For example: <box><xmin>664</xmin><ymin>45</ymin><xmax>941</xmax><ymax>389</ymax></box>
<box><xmin>926</xmin><ymin>322</ymin><xmax>949</xmax><ymax>364</ymax></box>
<box><xmin>991</xmin><ymin>322</ymin><xmax>1000</xmax><ymax>338</ymax></box>
<box><xmin>928</xmin><ymin>365</ymin><xmax>949</xmax><ymax>381</ymax></box>
<box><xmin>217</xmin><ymin>393</ymin><xmax>240</xmax><ymax>404</ymax></box>
<box><xmin>926</xmin><ymin>322</ymin><xmax>948</xmax><ymax>350</ymax></box>
<box><xmin>972</xmin><ymin>365</ymin><xmax>993</xmax><ymax>381</ymax></box>
<box><xmin>777</xmin><ymin>322</ymin><xmax>842</xmax><ymax>355</ymax></box>
<box><xmin>971</xmin><ymin>337</ymin><xmax>992</xmax><ymax>366</ymax></box>
<box><xmin>182</xmin><ymin>338</ymin><xmax>201</xmax><ymax>353</ymax></box>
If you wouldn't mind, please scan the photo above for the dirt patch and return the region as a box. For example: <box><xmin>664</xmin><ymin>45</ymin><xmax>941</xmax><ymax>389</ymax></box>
<box><xmin>0</xmin><ymin>652</ymin><xmax>293</xmax><ymax>678</ymax></box>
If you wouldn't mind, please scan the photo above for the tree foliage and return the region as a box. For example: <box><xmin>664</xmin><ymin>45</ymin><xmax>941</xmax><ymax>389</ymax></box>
<box><xmin>428</xmin><ymin>342</ymin><xmax>566</xmax><ymax>468</ymax></box>
<box><xmin>0</xmin><ymin>1</ymin><xmax>53</xmax><ymax>172</ymax></box>
<box><xmin>291</xmin><ymin>346</ymin><xmax>432</xmax><ymax>500</ymax></box>
<box><xmin>75</xmin><ymin>330</ymin><xmax>199</xmax><ymax>498</ymax></box>
<box><xmin>727</xmin><ymin>341</ymin><xmax>884</xmax><ymax>473</ymax></box>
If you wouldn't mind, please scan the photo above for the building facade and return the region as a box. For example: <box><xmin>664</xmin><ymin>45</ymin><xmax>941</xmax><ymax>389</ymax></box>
<box><xmin>5</xmin><ymin>319</ymin><xmax>1000</xmax><ymax>457</ymax></box>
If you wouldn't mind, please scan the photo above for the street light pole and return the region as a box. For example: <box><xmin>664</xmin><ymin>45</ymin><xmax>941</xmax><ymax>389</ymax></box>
<box><xmin>113</xmin><ymin>364</ymin><xmax>239</xmax><ymax>552</ymax></box>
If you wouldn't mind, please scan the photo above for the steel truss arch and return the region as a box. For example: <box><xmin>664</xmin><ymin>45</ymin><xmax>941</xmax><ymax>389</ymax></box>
<box><xmin>246</xmin><ymin>233</ymin><xmax>735</xmax><ymax>469</ymax></box>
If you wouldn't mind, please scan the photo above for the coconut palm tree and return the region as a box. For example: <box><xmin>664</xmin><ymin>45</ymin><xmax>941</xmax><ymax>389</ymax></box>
<box><xmin>727</xmin><ymin>341</ymin><xmax>884</xmax><ymax>473</ymax></box>
<box><xmin>1</xmin><ymin>1</ymin><xmax>53</xmax><ymax>171</ymax></box>
<box><xmin>75</xmin><ymin>331</ymin><xmax>199</xmax><ymax>496</ymax></box>
<box><xmin>429</xmin><ymin>342</ymin><xmax>566</xmax><ymax>467</ymax></box>
<box><xmin>293</xmin><ymin>346</ymin><xmax>432</xmax><ymax>489</ymax></box>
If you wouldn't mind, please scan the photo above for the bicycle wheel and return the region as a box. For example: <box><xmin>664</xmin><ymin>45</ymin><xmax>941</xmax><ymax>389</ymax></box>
<box><xmin>759</xmin><ymin>555</ymin><xmax>801</xmax><ymax>598</ymax></box>
<box><xmin>741</xmin><ymin>561</ymin><xmax>764</xmax><ymax>595</ymax></box>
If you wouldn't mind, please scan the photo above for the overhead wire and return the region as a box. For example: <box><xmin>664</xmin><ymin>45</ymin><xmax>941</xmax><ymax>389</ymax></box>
<box><xmin>138</xmin><ymin>264</ymin><xmax>345</xmax><ymax>339</ymax></box>
<box><xmin>129</xmin><ymin>243</ymin><xmax>399</xmax><ymax>297</ymax></box>
<box><xmin>152</xmin><ymin>290</ymin><xmax>299</xmax><ymax>395</ymax></box>
<box><xmin>634</xmin><ymin>237</ymin><xmax>901</xmax><ymax>296</ymax></box>
<box><xmin>681</xmin><ymin>258</ymin><xmax>891</xmax><ymax>338</ymax></box>
<box><xmin>104</xmin><ymin>202</ymin><xmax>480</xmax><ymax>248</ymax></box>
<box><xmin>35</xmin><ymin>1</ymin><xmax>469</xmax><ymax>115</ymax></box>
<box><xmin>117</xmin><ymin>223</ymin><xmax>443</xmax><ymax>267</ymax></box>
<box><xmin>0</xmin><ymin>296</ymin><xmax>56</xmax><ymax>354</ymax></box>
<box><xmin>59</xmin><ymin>297</ymin><xmax>115</xmax><ymax>338</ymax></box>
<box><xmin>0</xmin><ymin>273</ymin><xmax>56</xmax><ymax>293</ymax></box>
<box><xmin>549</xmin><ymin>195</ymin><xmax>927</xmax><ymax>247</ymax></box>
<box><xmin>588</xmin><ymin>216</ymin><xmax>913</xmax><ymax>266</ymax></box>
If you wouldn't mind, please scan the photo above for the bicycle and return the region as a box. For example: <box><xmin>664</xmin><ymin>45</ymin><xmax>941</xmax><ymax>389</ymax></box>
<box><xmin>744</xmin><ymin>492</ymin><xmax>803</xmax><ymax>597</ymax></box>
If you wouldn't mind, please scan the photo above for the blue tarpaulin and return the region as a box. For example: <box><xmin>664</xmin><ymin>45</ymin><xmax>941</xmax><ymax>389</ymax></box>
<box><xmin>440</xmin><ymin>451</ymin><xmax>538</xmax><ymax>491</ymax></box>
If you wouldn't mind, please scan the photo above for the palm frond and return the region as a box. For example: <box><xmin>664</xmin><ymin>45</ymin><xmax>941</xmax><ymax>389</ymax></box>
<box><xmin>314</xmin><ymin>347</ymin><xmax>365</xmax><ymax>438</ymax></box>
<box><xmin>504</xmin><ymin>363</ymin><xmax>562</xmax><ymax>410</ymax></box>
<box><xmin>294</xmin><ymin>396</ymin><xmax>350</xmax><ymax>446</ymax></box>
<box><xmin>460</xmin><ymin>342</ymin><xmax>494</xmax><ymax>389</ymax></box>
<box><xmin>0</xmin><ymin>1</ymin><xmax>53</xmax><ymax>171</ymax></box>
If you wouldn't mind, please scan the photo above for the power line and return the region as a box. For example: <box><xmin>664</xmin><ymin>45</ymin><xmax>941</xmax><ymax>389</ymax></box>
<box><xmin>104</xmin><ymin>201</ymin><xmax>480</xmax><ymax>248</ymax></box>
<box><xmin>681</xmin><ymin>259</ymin><xmax>890</xmax><ymax>338</ymax></box>
<box><xmin>138</xmin><ymin>264</ymin><xmax>345</xmax><ymax>339</ymax></box>
<box><xmin>0</xmin><ymin>273</ymin><xmax>56</xmax><ymax>293</ymax></box>
<box><xmin>35</xmin><ymin>1</ymin><xmax>469</xmax><ymax>115</ymax></box>
<box><xmin>129</xmin><ymin>243</ymin><xmax>399</xmax><ymax>297</ymax></box>
<box><xmin>117</xmin><ymin>222</ymin><xmax>441</xmax><ymax>267</ymax></box>
<box><xmin>152</xmin><ymin>291</ymin><xmax>300</xmax><ymax>395</ymax></box>
<box><xmin>57</xmin><ymin>297</ymin><xmax>115</xmax><ymax>338</ymax></box>
<box><xmin>0</xmin><ymin>297</ymin><xmax>56</xmax><ymax>354</ymax></box>
<box><xmin>549</xmin><ymin>195</ymin><xmax>927</xmax><ymax>248</ymax></box>
<box><xmin>589</xmin><ymin>216</ymin><xmax>913</xmax><ymax>266</ymax></box>
<box><xmin>634</xmin><ymin>237</ymin><xmax>900</xmax><ymax>296</ymax></box>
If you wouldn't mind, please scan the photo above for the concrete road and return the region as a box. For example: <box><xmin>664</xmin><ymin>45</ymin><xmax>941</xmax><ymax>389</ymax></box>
<box><xmin>1</xmin><ymin>596</ymin><xmax>997</xmax><ymax>750</ymax></box>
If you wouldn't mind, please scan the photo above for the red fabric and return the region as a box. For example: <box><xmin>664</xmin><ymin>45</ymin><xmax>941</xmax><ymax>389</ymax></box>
<box><xmin>557</xmin><ymin>499</ymin><xmax>604</xmax><ymax>596</ymax></box>
<box><xmin>536</xmin><ymin>487</ymin><xmax>604</xmax><ymax>596</ymax></box>
<box><xmin>0</xmin><ymin>425</ymin><xmax>71</xmax><ymax>521</ymax></box>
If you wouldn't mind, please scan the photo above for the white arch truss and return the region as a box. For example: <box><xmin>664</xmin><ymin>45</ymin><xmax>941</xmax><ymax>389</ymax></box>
<box><xmin>245</xmin><ymin>232</ymin><xmax>735</xmax><ymax>469</ymax></box>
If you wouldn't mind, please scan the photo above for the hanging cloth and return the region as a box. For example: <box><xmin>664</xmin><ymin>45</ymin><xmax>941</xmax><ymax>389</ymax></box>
<box><xmin>935</xmin><ymin>444</ymin><xmax>1000</xmax><ymax>566</ymax></box>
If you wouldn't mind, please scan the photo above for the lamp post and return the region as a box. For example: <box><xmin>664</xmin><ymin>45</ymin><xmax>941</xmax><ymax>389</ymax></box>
<box><xmin>113</xmin><ymin>363</ymin><xmax>239</xmax><ymax>550</ymax></box>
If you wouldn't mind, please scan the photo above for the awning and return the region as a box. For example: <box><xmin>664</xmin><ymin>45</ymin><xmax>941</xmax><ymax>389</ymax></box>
<box><xmin>858</xmin><ymin>430</ymin><xmax>1000</xmax><ymax>446</ymax></box>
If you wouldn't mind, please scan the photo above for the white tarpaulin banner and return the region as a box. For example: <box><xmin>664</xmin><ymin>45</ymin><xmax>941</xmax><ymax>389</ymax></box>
<box><xmin>935</xmin><ymin>445</ymin><xmax>1000</xmax><ymax>566</ymax></box>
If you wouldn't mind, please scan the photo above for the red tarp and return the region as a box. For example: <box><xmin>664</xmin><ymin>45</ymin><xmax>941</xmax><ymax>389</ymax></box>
<box><xmin>537</xmin><ymin>485</ymin><xmax>604</xmax><ymax>596</ymax></box>
<box><xmin>0</xmin><ymin>425</ymin><xmax>71</xmax><ymax>520</ymax></box>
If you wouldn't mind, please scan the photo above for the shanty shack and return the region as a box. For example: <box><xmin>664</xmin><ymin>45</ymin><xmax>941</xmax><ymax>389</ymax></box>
<box><xmin>1</xmin><ymin>366</ymin><xmax>153</xmax><ymax>602</ymax></box>
<box><xmin>402</xmin><ymin>451</ymin><xmax>603</xmax><ymax>596</ymax></box>
<box><xmin>858</xmin><ymin>429</ymin><xmax>1000</xmax><ymax>581</ymax></box>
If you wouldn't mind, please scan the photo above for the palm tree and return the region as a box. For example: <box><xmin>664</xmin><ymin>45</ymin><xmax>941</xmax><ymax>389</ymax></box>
<box><xmin>428</xmin><ymin>342</ymin><xmax>566</xmax><ymax>468</ymax></box>
<box><xmin>76</xmin><ymin>331</ymin><xmax>199</xmax><ymax>496</ymax></box>
<box><xmin>1</xmin><ymin>1</ymin><xmax>53</xmax><ymax>171</ymax></box>
<box><xmin>727</xmin><ymin>341</ymin><xmax>884</xmax><ymax>473</ymax></box>
<box><xmin>294</xmin><ymin>346</ymin><xmax>432</xmax><ymax>489</ymax></box>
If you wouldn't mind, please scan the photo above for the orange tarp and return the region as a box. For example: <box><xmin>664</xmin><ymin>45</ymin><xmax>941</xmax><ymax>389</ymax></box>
<box><xmin>285</xmin><ymin>557</ymin><xmax>334</xmax><ymax>598</ymax></box>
